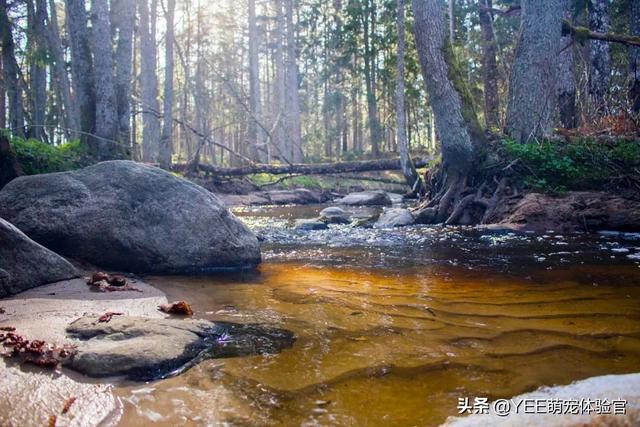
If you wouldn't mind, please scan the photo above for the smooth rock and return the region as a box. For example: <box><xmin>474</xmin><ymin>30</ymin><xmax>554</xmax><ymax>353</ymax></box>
<box><xmin>441</xmin><ymin>373</ymin><xmax>640</xmax><ymax>426</ymax></box>
<box><xmin>65</xmin><ymin>315</ymin><xmax>295</xmax><ymax>380</ymax></box>
<box><xmin>0</xmin><ymin>218</ymin><xmax>79</xmax><ymax>297</ymax></box>
<box><xmin>375</xmin><ymin>208</ymin><xmax>415</xmax><ymax>228</ymax></box>
<box><xmin>0</xmin><ymin>161</ymin><xmax>261</xmax><ymax>273</ymax></box>
<box><xmin>319</xmin><ymin>206</ymin><xmax>351</xmax><ymax>224</ymax></box>
<box><xmin>492</xmin><ymin>192</ymin><xmax>640</xmax><ymax>233</ymax></box>
<box><xmin>294</xmin><ymin>219</ymin><xmax>329</xmax><ymax>230</ymax></box>
<box><xmin>336</xmin><ymin>191</ymin><xmax>392</xmax><ymax>206</ymax></box>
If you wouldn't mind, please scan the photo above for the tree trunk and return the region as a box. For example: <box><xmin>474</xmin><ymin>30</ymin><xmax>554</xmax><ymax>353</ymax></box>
<box><xmin>363</xmin><ymin>0</ymin><xmax>382</xmax><ymax>156</ymax></box>
<box><xmin>0</xmin><ymin>0</ymin><xmax>25</xmax><ymax>137</ymax></box>
<box><xmin>557</xmin><ymin>0</ymin><xmax>576</xmax><ymax>128</ymax></box>
<box><xmin>31</xmin><ymin>0</ymin><xmax>47</xmax><ymax>141</ymax></box>
<box><xmin>91</xmin><ymin>0</ymin><xmax>118</xmax><ymax>159</ymax></box>
<box><xmin>630</xmin><ymin>0</ymin><xmax>640</xmax><ymax>114</ymax></box>
<box><xmin>505</xmin><ymin>0</ymin><xmax>564</xmax><ymax>143</ymax></box>
<box><xmin>248</xmin><ymin>0</ymin><xmax>265</xmax><ymax>162</ymax></box>
<box><xmin>47</xmin><ymin>0</ymin><xmax>79</xmax><ymax>140</ymax></box>
<box><xmin>412</xmin><ymin>0</ymin><xmax>485</xmax><ymax>223</ymax></box>
<box><xmin>174</xmin><ymin>156</ymin><xmax>431</xmax><ymax>176</ymax></box>
<box><xmin>113</xmin><ymin>0</ymin><xmax>135</xmax><ymax>154</ymax></box>
<box><xmin>274</xmin><ymin>0</ymin><xmax>289</xmax><ymax>163</ymax></box>
<box><xmin>285</xmin><ymin>0</ymin><xmax>302</xmax><ymax>163</ymax></box>
<box><xmin>65</xmin><ymin>0</ymin><xmax>96</xmax><ymax>144</ymax></box>
<box><xmin>396</xmin><ymin>0</ymin><xmax>424</xmax><ymax>195</ymax></box>
<box><xmin>588</xmin><ymin>0</ymin><xmax>610</xmax><ymax>113</ymax></box>
<box><xmin>0</xmin><ymin>55</ymin><xmax>5</xmax><ymax>130</ymax></box>
<box><xmin>139</xmin><ymin>0</ymin><xmax>161</xmax><ymax>162</ymax></box>
<box><xmin>159</xmin><ymin>0</ymin><xmax>175</xmax><ymax>170</ymax></box>
<box><xmin>448</xmin><ymin>0</ymin><xmax>454</xmax><ymax>43</ymax></box>
<box><xmin>478</xmin><ymin>0</ymin><xmax>499</xmax><ymax>129</ymax></box>
<box><xmin>0</xmin><ymin>133</ymin><xmax>23</xmax><ymax>189</ymax></box>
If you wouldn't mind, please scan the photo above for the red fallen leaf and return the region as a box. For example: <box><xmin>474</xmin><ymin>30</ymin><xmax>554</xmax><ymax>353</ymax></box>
<box><xmin>49</xmin><ymin>415</ymin><xmax>57</xmax><ymax>427</ymax></box>
<box><xmin>108</xmin><ymin>275</ymin><xmax>127</xmax><ymax>287</ymax></box>
<box><xmin>0</xmin><ymin>326</ymin><xmax>15</xmax><ymax>331</ymax></box>
<box><xmin>98</xmin><ymin>312</ymin><xmax>124</xmax><ymax>323</ymax></box>
<box><xmin>158</xmin><ymin>301</ymin><xmax>194</xmax><ymax>316</ymax></box>
<box><xmin>0</xmin><ymin>307</ymin><xmax>5</xmax><ymax>314</ymax></box>
<box><xmin>62</xmin><ymin>397</ymin><xmax>76</xmax><ymax>414</ymax></box>
<box><xmin>88</xmin><ymin>272</ymin><xmax>110</xmax><ymax>285</ymax></box>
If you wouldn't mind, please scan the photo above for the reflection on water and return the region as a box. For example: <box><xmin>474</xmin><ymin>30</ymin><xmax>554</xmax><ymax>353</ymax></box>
<box><xmin>116</xmin><ymin>204</ymin><xmax>640</xmax><ymax>426</ymax></box>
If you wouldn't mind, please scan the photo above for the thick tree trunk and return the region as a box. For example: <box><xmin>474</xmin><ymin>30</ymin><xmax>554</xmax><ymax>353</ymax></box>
<box><xmin>139</xmin><ymin>0</ymin><xmax>161</xmax><ymax>162</ymax></box>
<box><xmin>159</xmin><ymin>0</ymin><xmax>175</xmax><ymax>170</ymax></box>
<box><xmin>630</xmin><ymin>0</ymin><xmax>640</xmax><ymax>114</ymax></box>
<box><xmin>505</xmin><ymin>0</ymin><xmax>564</xmax><ymax>143</ymax></box>
<box><xmin>396</xmin><ymin>0</ymin><xmax>424</xmax><ymax>195</ymax></box>
<box><xmin>65</xmin><ymin>0</ymin><xmax>96</xmax><ymax>144</ymax></box>
<box><xmin>113</xmin><ymin>0</ymin><xmax>135</xmax><ymax>153</ymax></box>
<box><xmin>0</xmin><ymin>57</ymin><xmax>5</xmax><ymax>130</ymax></box>
<box><xmin>412</xmin><ymin>0</ymin><xmax>485</xmax><ymax>223</ymax></box>
<box><xmin>557</xmin><ymin>0</ymin><xmax>576</xmax><ymax>129</ymax></box>
<box><xmin>248</xmin><ymin>0</ymin><xmax>265</xmax><ymax>162</ymax></box>
<box><xmin>588</xmin><ymin>0</ymin><xmax>610</xmax><ymax>113</ymax></box>
<box><xmin>285</xmin><ymin>0</ymin><xmax>303</xmax><ymax>163</ymax></box>
<box><xmin>91</xmin><ymin>0</ymin><xmax>118</xmax><ymax>159</ymax></box>
<box><xmin>0</xmin><ymin>1</ymin><xmax>25</xmax><ymax>137</ymax></box>
<box><xmin>47</xmin><ymin>0</ymin><xmax>79</xmax><ymax>140</ymax></box>
<box><xmin>31</xmin><ymin>0</ymin><xmax>47</xmax><ymax>141</ymax></box>
<box><xmin>363</xmin><ymin>0</ymin><xmax>382</xmax><ymax>156</ymax></box>
<box><xmin>478</xmin><ymin>0</ymin><xmax>499</xmax><ymax>129</ymax></box>
<box><xmin>173</xmin><ymin>156</ymin><xmax>430</xmax><ymax>176</ymax></box>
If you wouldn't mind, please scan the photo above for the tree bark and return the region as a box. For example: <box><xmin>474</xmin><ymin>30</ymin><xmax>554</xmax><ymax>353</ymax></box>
<box><xmin>630</xmin><ymin>0</ymin><xmax>640</xmax><ymax>114</ymax></box>
<box><xmin>0</xmin><ymin>0</ymin><xmax>25</xmax><ymax>137</ymax></box>
<box><xmin>91</xmin><ymin>0</ymin><xmax>118</xmax><ymax>159</ymax></box>
<box><xmin>478</xmin><ymin>0</ymin><xmax>499</xmax><ymax>129</ymax></box>
<box><xmin>0</xmin><ymin>133</ymin><xmax>23</xmax><ymax>189</ymax></box>
<box><xmin>65</xmin><ymin>0</ymin><xmax>96</xmax><ymax>144</ymax></box>
<box><xmin>588</xmin><ymin>0</ymin><xmax>610</xmax><ymax>113</ymax></box>
<box><xmin>505</xmin><ymin>0</ymin><xmax>564</xmax><ymax>143</ymax></box>
<box><xmin>274</xmin><ymin>0</ymin><xmax>289</xmax><ymax>163</ymax></box>
<box><xmin>285</xmin><ymin>0</ymin><xmax>303</xmax><ymax>163</ymax></box>
<box><xmin>396</xmin><ymin>0</ymin><xmax>424</xmax><ymax>195</ymax></box>
<box><xmin>0</xmin><ymin>55</ymin><xmax>5</xmax><ymax>130</ymax></box>
<box><xmin>412</xmin><ymin>0</ymin><xmax>485</xmax><ymax>222</ymax></box>
<box><xmin>557</xmin><ymin>0</ymin><xmax>576</xmax><ymax>128</ymax></box>
<box><xmin>173</xmin><ymin>156</ymin><xmax>430</xmax><ymax>176</ymax></box>
<box><xmin>47</xmin><ymin>0</ymin><xmax>79</xmax><ymax>140</ymax></box>
<box><xmin>113</xmin><ymin>0</ymin><xmax>135</xmax><ymax>153</ymax></box>
<box><xmin>159</xmin><ymin>0</ymin><xmax>175</xmax><ymax>170</ymax></box>
<box><xmin>363</xmin><ymin>0</ymin><xmax>382</xmax><ymax>156</ymax></box>
<box><xmin>139</xmin><ymin>0</ymin><xmax>161</xmax><ymax>162</ymax></box>
<box><xmin>31</xmin><ymin>0</ymin><xmax>47</xmax><ymax>141</ymax></box>
<box><xmin>248</xmin><ymin>0</ymin><xmax>265</xmax><ymax>162</ymax></box>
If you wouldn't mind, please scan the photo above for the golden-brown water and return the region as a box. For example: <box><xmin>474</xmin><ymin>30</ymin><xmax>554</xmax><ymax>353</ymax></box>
<box><xmin>114</xmin><ymin>205</ymin><xmax>640</xmax><ymax>426</ymax></box>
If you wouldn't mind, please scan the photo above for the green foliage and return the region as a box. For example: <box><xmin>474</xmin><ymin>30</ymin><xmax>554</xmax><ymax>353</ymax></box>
<box><xmin>501</xmin><ymin>138</ymin><xmax>640</xmax><ymax>193</ymax></box>
<box><xmin>10</xmin><ymin>136</ymin><xmax>86</xmax><ymax>175</ymax></box>
<box><xmin>247</xmin><ymin>173</ymin><xmax>327</xmax><ymax>190</ymax></box>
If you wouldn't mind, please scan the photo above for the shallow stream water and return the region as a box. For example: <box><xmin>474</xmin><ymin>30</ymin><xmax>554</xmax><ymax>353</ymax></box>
<box><xmin>115</xmin><ymin>204</ymin><xmax>640</xmax><ymax>426</ymax></box>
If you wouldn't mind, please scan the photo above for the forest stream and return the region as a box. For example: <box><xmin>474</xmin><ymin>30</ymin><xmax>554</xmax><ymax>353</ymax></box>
<box><xmin>108</xmin><ymin>203</ymin><xmax>640</xmax><ymax>426</ymax></box>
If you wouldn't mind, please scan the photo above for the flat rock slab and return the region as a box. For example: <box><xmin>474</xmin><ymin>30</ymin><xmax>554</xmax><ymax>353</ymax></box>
<box><xmin>0</xmin><ymin>218</ymin><xmax>79</xmax><ymax>297</ymax></box>
<box><xmin>336</xmin><ymin>190</ymin><xmax>392</xmax><ymax>206</ymax></box>
<box><xmin>0</xmin><ymin>161</ymin><xmax>260</xmax><ymax>273</ymax></box>
<box><xmin>65</xmin><ymin>315</ymin><xmax>295</xmax><ymax>380</ymax></box>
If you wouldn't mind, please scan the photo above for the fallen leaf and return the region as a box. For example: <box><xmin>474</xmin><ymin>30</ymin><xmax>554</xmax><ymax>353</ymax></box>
<box><xmin>62</xmin><ymin>397</ymin><xmax>76</xmax><ymax>414</ymax></box>
<box><xmin>98</xmin><ymin>312</ymin><xmax>124</xmax><ymax>323</ymax></box>
<box><xmin>159</xmin><ymin>301</ymin><xmax>194</xmax><ymax>316</ymax></box>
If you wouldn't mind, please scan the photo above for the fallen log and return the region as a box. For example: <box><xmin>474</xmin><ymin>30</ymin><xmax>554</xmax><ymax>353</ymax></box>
<box><xmin>173</xmin><ymin>157</ymin><xmax>431</xmax><ymax>177</ymax></box>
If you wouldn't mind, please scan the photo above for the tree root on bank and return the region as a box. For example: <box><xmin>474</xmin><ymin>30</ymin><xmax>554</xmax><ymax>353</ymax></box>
<box><xmin>413</xmin><ymin>166</ymin><xmax>518</xmax><ymax>226</ymax></box>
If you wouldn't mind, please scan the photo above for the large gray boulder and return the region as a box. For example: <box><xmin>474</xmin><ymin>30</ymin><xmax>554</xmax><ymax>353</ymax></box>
<box><xmin>375</xmin><ymin>208</ymin><xmax>415</xmax><ymax>228</ymax></box>
<box><xmin>65</xmin><ymin>315</ymin><xmax>295</xmax><ymax>380</ymax></box>
<box><xmin>0</xmin><ymin>218</ymin><xmax>79</xmax><ymax>297</ymax></box>
<box><xmin>0</xmin><ymin>161</ymin><xmax>260</xmax><ymax>273</ymax></box>
<box><xmin>336</xmin><ymin>190</ymin><xmax>392</xmax><ymax>206</ymax></box>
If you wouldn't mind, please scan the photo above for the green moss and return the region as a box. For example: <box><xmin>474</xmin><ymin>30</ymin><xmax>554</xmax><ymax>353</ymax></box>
<box><xmin>10</xmin><ymin>135</ymin><xmax>86</xmax><ymax>175</ymax></box>
<box><xmin>501</xmin><ymin>138</ymin><xmax>640</xmax><ymax>193</ymax></box>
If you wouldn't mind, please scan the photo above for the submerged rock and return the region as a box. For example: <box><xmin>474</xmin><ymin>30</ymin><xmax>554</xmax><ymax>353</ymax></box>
<box><xmin>0</xmin><ymin>161</ymin><xmax>261</xmax><ymax>273</ymax></box>
<box><xmin>294</xmin><ymin>219</ymin><xmax>329</xmax><ymax>230</ymax></box>
<box><xmin>65</xmin><ymin>315</ymin><xmax>295</xmax><ymax>380</ymax></box>
<box><xmin>319</xmin><ymin>206</ymin><xmax>352</xmax><ymax>224</ymax></box>
<box><xmin>336</xmin><ymin>190</ymin><xmax>393</xmax><ymax>206</ymax></box>
<box><xmin>375</xmin><ymin>208</ymin><xmax>415</xmax><ymax>228</ymax></box>
<box><xmin>492</xmin><ymin>192</ymin><xmax>640</xmax><ymax>233</ymax></box>
<box><xmin>0</xmin><ymin>218</ymin><xmax>79</xmax><ymax>298</ymax></box>
<box><xmin>218</xmin><ymin>188</ymin><xmax>330</xmax><ymax>207</ymax></box>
